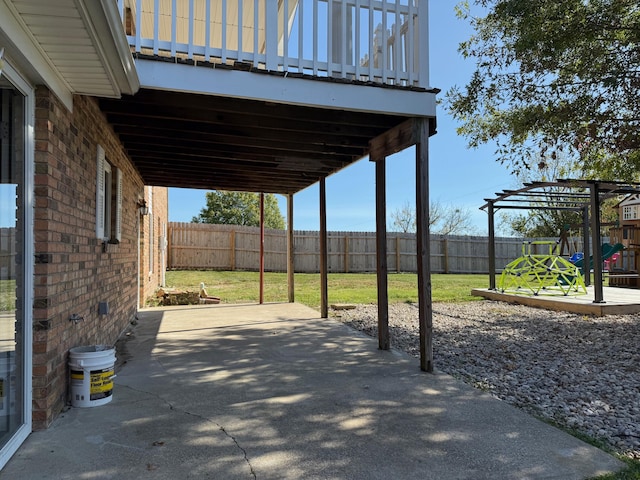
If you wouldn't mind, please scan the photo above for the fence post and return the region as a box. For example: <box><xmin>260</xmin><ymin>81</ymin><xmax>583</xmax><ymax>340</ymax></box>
<box><xmin>396</xmin><ymin>235</ymin><xmax>401</xmax><ymax>273</ymax></box>
<box><xmin>443</xmin><ymin>237</ymin><xmax>449</xmax><ymax>274</ymax></box>
<box><xmin>230</xmin><ymin>229</ymin><xmax>235</xmax><ymax>271</ymax></box>
<box><xmin>344</xmin><ymin>235</ymin><xmax>349</xmax><ymax>273</ymax></box>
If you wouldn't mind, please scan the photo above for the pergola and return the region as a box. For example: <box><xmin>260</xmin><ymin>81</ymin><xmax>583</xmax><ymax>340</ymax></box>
<box><xmin>481</xmin><ymin>179</ymin><xmax>640</xmax><ymax>304</ymax></box>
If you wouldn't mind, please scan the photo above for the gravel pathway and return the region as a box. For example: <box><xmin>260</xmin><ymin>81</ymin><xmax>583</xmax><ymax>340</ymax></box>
<box><xmin>332</xmin><ymin>301</ymin><xmax>640</xmax><ymax>460</ymax></box>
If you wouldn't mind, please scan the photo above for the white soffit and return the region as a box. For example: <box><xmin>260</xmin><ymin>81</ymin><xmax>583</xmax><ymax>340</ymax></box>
<box><xmin>3</xmin><ymin>0</ymin><xmax>138</xmax><ymax>108</ymax></box>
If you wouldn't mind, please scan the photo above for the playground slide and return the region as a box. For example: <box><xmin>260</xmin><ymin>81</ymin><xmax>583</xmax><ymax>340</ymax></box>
<box><xmin>572</xmin><ymin>243</ymin><xmax>624</xmax><ymax>272</ymax></box>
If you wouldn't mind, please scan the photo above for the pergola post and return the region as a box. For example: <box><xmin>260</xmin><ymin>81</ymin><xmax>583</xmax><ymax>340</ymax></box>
<box><xmin>287</xmin><ymin>193</ymin><xmax>295</xmax><ymax>303</ymax></box>
<box><xmin>487</xmin><ymin>201</ymin><xmax>496</xmax><ymax>290</ymax></box>
<box><xmin>589</xmin><ymin>182</ymin><xmax>604</xmax><ymax>303</ymax></box>
<box><xmin>582</xmin><ymin>205</ymin><xmax>591</xmax><ymax>287</ymax></box>
<box><xmin>415</xmin><ymin>118</ymin><xmax>433</xmax><ymax>373</ymax></box>
<box><xmin>319</xmin><ymin>178</ymin><xmax>328</xmax><ymax>318</ymax></box>
<box><xmin>374</xmin><ymin>155</ymin><xmax>389</xmax><ymax>350</ymax></box>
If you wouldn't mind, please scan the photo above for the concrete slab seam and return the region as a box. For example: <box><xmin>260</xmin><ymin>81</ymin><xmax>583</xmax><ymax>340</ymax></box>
<box><xmin>119</xmin><ymin>382</ymin><xmax>256</xmax><ymax>479</ymax></box>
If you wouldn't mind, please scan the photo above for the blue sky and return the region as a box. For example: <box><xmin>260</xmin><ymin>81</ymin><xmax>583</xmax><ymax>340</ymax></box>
<box><xmin>168</xmin><ymin>2</ymin><xmax>515</xmax><ymax>234</ymax></box>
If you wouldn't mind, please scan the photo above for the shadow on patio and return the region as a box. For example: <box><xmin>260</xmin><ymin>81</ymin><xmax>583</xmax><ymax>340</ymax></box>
<box><xmin>3</xmin><ymin>303</ymin><xmax>624</xmax><ymax>479</ymax></box>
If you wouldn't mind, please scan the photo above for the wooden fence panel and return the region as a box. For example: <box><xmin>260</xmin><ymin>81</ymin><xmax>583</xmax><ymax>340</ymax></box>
<box><xmin>168</xmin><ymin>223</ymin><xmax>581</xmax><ymax>274</ymax></box>
<box><xmin>0</xmin><ymin>228</ymin><xmax>16</xmax><ymax>280</ymax></box>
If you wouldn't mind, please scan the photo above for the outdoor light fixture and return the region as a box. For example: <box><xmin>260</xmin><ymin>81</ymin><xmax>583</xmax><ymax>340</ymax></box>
<box><xmin>137</xmin><ymin>199</ymin><xmax>149</xmax><ymax>216</ymax></box>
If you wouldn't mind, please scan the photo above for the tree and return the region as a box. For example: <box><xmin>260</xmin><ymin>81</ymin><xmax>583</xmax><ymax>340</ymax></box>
<box><xmin>192</xmin><ymin>191</ymin><xmax>285</xmax><ymax>229</ymax></box>
<box><xmin>447</xmin><ymin>1</ymin><xmax>640</xmax><ymax>180</ymax></box>
<box><xmin>437</xmin><ymin>206</ymin><xmax>477</xmax><ymax>236</ymax></box>
<box><xmin>500</xmin><ymin>148</ymin><xmax>586</xmax><ymax>236</ymax></box>
<box><xmin>389</xmin><ymin>201</ymin><xmax>476</xmax><ymax>235</ymax></box>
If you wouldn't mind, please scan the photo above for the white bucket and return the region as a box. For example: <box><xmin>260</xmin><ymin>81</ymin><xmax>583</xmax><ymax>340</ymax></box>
<box><xmin>69</xmin><ymin>345</ymin><xmax>116</xmax><ymax>408</ymax></box>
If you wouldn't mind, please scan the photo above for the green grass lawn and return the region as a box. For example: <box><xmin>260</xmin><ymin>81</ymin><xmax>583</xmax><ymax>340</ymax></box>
<box><xmin>0</xmin><ymin>280</ymin><xmax>16</xmax><ymax>312</ymax></box>
<box><xmin>163</xmin><ymin>271</ymin><xmax>489</xmax><ymax>307</ymax></box>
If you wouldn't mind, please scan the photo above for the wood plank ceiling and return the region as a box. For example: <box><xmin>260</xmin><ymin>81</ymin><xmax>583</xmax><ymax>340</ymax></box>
<box><xmin>99</xmin><ymin>88</ymin><xmax>410</xmax><ymax>194</ymax></box>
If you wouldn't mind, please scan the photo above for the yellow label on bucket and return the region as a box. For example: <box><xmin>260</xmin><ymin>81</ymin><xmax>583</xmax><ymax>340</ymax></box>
<box><xmin>90</xmin><ymin>368</ymin><xmax>114</xmax><ymax>400</ymax></box>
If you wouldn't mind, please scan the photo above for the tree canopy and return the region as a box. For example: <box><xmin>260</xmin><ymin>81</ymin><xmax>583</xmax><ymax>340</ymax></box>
<box><xmin>192</xmin><ymin>191</ymin><xmax>285</xmax><ymax>229</ymax></box>
<box><xmin>447</xmin><ymin>0</ymin><xmax>640</xmax><ymax>179</ymax></box>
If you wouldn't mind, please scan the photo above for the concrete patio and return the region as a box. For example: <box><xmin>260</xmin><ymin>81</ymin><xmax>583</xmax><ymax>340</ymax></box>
<box><xmin>2</xmin><ymin>303</ymin><xmax>624</xmax><ymax>479</ymax></box>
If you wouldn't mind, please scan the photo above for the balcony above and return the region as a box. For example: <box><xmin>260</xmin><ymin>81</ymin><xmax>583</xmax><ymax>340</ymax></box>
<box><xmin>118</xmin><ymin>0</ymin><xmax>436</xmax><ymax>117</ymax></box>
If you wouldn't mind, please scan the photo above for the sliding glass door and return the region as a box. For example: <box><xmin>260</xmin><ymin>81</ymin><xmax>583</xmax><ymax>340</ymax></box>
<box><xmin>0</xmin><ymin>58</ymin><xmax>33</xmax><ymax>468</ymax></box>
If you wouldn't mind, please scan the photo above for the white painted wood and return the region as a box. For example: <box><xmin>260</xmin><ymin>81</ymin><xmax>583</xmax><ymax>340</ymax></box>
<box><xmin>96</xmin><ymin>145</ymin><xmax>106</xmax><ymax>240</ymax></box>
<box><xmin>0</xmin><ymin>1</ymin><xmax>73</xmax><ymax>109</ymax></box>
<box><xmin>136</xmin><ymin>58</ymin><xmax>436</xmax><ymax>117</ymax></box>
<box><xmin>115</xmin><ymin>168</ymin><xmax>123</xmax><ymax>243</ymax></box>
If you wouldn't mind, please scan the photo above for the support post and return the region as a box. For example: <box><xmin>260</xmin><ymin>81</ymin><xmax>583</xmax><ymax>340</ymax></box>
<box><xmin>589</xmin><ymin>183</ymin><xmax>604</xmax><ymax>303</ymax></box>
<box><xmin>319</xmin><ymin>178</ymin><xmax>328</xmax><ymax>318</ymax></box>
<box><xmin>374</xmin><ymin>155</ymin><xmax>389</xmax><ymax>350</ymax></box>
<box><xmin>287</xmin><ymin>193</ymin><xmax>295</xmax><ymax>302</ymax></box>
<box><xmin>488</xmin><ymin>201</ymin><xmax>496</xmax><ymax>289</ymax></box>
<box><xmin>582</xmin><ymin>206</ymin><xmax>591</xmax><ymax>287</ymax></box>
<box><xmin>415</xmin><ymin>118</ymin><xmax>433</xmax><ymax>372</ymax></box>
<box><xmin>259</xmin><ymin>193</ymin><xmax>265</xmax><ymax>304</ymax></box>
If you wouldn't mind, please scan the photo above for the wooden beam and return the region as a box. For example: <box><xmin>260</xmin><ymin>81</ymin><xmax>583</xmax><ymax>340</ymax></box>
<box><xmin>369</xmin><ymin>119</ymin><xmax>415</xmax><ymax>161</ymax></box>
<box><xmin>320</xmin><ymin>178</ymin><xmax>328</xmax><ymax>318</ymax></box>
<box><xmin>375</xmin><ymin>155</ymin><xmax>390</xmax><ymax>350</ymax></box>
<box><xmin>287</xmin><ymin>193</ymin><xmax>295</xmax><ymax>303</ymax></box>
<box><xmin>415</xmin><ymin>118</ymin><xmax>433</xmax><ymax>373</ymax></box>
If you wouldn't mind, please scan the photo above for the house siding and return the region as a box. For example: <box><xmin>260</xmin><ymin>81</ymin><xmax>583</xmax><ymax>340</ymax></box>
<box><xmin>32</xmin><ymin>88</ymin><xmax>144</xmax><ymax>429</ymax></box>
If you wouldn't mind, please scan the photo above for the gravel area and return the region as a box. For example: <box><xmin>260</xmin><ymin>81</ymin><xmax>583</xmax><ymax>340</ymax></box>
<box><xmin>332</xmin><ymin>301</ymin><xmax>640</xmax><ymax>460</ymax></box>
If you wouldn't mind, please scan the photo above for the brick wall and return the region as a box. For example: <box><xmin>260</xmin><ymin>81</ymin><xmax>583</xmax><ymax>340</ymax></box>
<box><xmin>139</xmin><ymin>186</ymin><xmax>169</xmax><ymax>305</ymax></box>
<box><xmin>32</xmin><ymin>88</ymin><xmax>145</xmax><ymax>429</ymax></box>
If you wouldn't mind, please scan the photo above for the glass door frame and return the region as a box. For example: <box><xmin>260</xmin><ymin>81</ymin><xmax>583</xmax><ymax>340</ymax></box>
<box><xmin>0</xmin><ymin>55</ymin><xmax>34</xmax><ymax>469</ymax></box>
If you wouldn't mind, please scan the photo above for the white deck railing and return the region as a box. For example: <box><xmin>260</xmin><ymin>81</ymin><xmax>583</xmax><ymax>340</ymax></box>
<box><xmin>117</xmin><ymin>0</ymin><xmax>429</xmax><ymax>88</ymax></box>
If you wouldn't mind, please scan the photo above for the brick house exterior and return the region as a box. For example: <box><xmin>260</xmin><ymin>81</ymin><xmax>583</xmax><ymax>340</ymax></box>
<box><xmin>31</xmin><ymin>88</ymin><xmax>167</xmax><ymax>428</ymax></box>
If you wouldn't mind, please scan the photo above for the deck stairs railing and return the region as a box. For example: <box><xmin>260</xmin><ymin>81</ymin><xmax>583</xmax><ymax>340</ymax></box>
<box><xmin>117</xmin><ymin>0</ymin><xmax>429</xmax><ymax>88</ymax></box>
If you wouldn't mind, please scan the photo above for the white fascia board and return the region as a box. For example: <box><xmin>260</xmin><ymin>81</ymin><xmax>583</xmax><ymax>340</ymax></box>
<box><xmin>135</xmin><ymin>59</ymin><xmax>436</xmax><ymax>118</ymax></box>
<box><xmin>0</xmin><ymin>0</ymin><xmax>73</xmax><ymax>110</ymax></box>
<box><xmin>77</xmin><ymin>0</ymin><xmax>140</xmax><ymax>96</ymax></box>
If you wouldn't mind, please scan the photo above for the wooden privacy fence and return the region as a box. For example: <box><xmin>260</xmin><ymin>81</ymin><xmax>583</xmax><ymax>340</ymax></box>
<box><xmin>0</xmin><ymin>228</ymin><xmax>16</xmax><ymax>280</ymax></box>
<box><xmin>168</xmin><ymin>222</ymin><xmax>583</xmax><ymax>274</ymax></box>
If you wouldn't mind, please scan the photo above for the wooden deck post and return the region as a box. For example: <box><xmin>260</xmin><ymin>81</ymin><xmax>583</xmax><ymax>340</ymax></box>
<box><xmin>374</xmin><ymin>155</ymin><xmax>389</xmax><ymax>350</ymax></box>
<box><xmin>320</xmin><ymin>178</ymin><xmax>328</xmax><ymax>318</ymax></box>
<box><xmin>415</xmin><ymin>118</ymin><xmax>433</xmax><ymax>372</ymax></box>
<box><xmin>287</xmin><ymin>193</ymin><xmax>295</xmax><ymax>302</ymax></box>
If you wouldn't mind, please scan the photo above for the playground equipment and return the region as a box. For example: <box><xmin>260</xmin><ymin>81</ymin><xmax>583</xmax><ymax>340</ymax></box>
<box><xmin>571</xmin><ymin>243</ymin><xmax>624</xmax><ymax>275</ymax></box>
<box><xmin>498</xmin><ymin>241</ymin><xmax>587</xmax><ymax>296</ymax></box>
